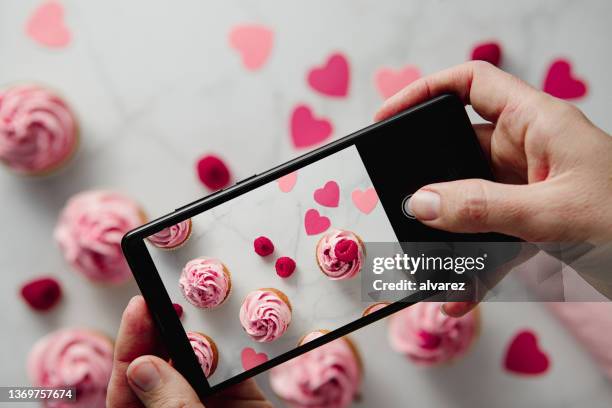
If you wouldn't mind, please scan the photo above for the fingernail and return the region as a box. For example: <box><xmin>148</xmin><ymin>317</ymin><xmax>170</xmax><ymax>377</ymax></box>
<box><xmin>128</xmin><ymin>359</ymin><xmax>160</xmax><ymax>392</ymax></box>
<box><xmin>409</xmin><ymin>190</ymin><xmax>440</xmax><ymax>221</ymax></box>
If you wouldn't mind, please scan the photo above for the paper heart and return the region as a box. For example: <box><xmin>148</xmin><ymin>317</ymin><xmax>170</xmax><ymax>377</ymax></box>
<box><xmin>351</xmin><ymin>187</ymin><xmax>378</xmax><ymax>214</ymax></box>
<box><xmin>290</xmin><ymin>105</ymin><xmax>333</xmax><ymax>149</ymax></box>
<box><xmin>26</xmin><ymin>1</ymin><xmax>71</xmax><ymax>48</ymax></box>
<box><xmin>304</xmin><ymin>209</ymin><xmax>330</xmax><ymax>235</ymax></box>
<box><xmin>307</xmin><ymin>53</ymin><xmax>350</xmax><ymax>97</ymax></box>
<box><xmin>470</xmin><ymin>41</ymin><xmax>502</xmax><ymax>67</ymax></box>
<box><xmin>277</xmin><ymin>171</ymin><xmax>297</xmax><ymax>193</ymax></box>
<box><xmin>504</xmin><ymin>330</ymin><xmax>550</xmax><ymax>375</ymax></box>
<box><xmin>314</xmin><ymin>181</ymin><xmax>339</xmax><ymax>207</ymax></box>
<box><xmin>229</xmin><ymin>24</ymin><xmax>274</xmax><ymax>71</ymax></box>
<box><xmin>241</xmin><ymin>347</ymin><xmax>268</xmax><ymax>371</ymax></box>
<box><xmin>374</xmin><ymin>65</ymin><xmax>421</xmax><ymax>99</ymax></box>
<box><xmin>543</xmin><ymin>59</ymin><xmax>587</xmax><ymax>100</ymax></box>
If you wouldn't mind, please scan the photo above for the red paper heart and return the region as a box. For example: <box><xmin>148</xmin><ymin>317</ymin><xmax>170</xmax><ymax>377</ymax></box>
<box><xmin>20</xmin><ymin>277</ymin><xmax>62</xmax><ymax>311</ymax></box>
<box><xmin>241</xmin><ymin>347</ymin><xmax>268</xmax><ymax>371</ymax></box>
<box><xmin>374</xmin><ymin>65</ymin><xmax>421</xmax><ymax>99</ymax></box>
<box><xmin>304</xmin><ymin>209</ymin><xmax>330</xmax><ymax>235</ymax></box>
<box><xmin>26</xmin><ymin>1</ymin><xmax>71</xmax><ymax>48</ymax></box>
<box><xmin>228</xmin><ymin>24</ymin><xmax>274</xmax><ymax>71</ymax></box>
<box><xmin>290</xmin><ymin>105</ymin><xmax>333</xmax><ymax>149</ymax></box>
<box><xmin>504</xmin><ymin>330</ymin><xmax>550</xmax><ymax>375</ymax></box>
<box><xmin>351</xmin><ymin>187</ymin><xmax>378</xmax><ymax>214</ymax></box>
<box><xmin>314</xmin><ymin>181</ymin><xmax>339</xmax><ymax>207</ymax></box>
<box><xmin>543</xmin><ymin>59</ymin><xmax>587</xmax><ymax>100</ymax></box>
<box><xmin>470</xmin><ymin>41</ymin><xmax>502</xmax><ymax>67</ymax></box>
<box><xmin>277</xmin><ymin>171</ymin><xmax>297</xmax><ymax>192</ymax></box>
<box><xmin>307</xmin><ymin>53</ymin><xmax>350</xmax><ymax>97</ymax></box>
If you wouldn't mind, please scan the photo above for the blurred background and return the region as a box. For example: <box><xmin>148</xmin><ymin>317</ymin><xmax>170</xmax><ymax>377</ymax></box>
<box><xmin>1</xmin><ymin>0</ymin><xmax>612</xmax><ymax>406</ymax></box>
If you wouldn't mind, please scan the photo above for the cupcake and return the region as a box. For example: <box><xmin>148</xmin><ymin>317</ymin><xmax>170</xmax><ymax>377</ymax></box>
<box><xmin>27</xmin><ymin>328</ymin><xmax>113</xmax><ymax>408</ymax></box>
<box><xmin>362</xmin><ymin>302</ymin><xmax>391</xmax><ymax>317</ymax></box>
<box><xmin>270</xmin><ymin>329</ymin><xmax>362</xmax><ymax>408</ymax></box>
<box><xmin>148</xmin><ymin>219</ymin><xmax>192</xmax><ymax>250</ymax></box>
<box><xmin>388</xmin><ymin>302</ymin><xmax>479</xmax><ymax>366</ymax></box>
<box><xmin>0</xmin><ymin>85</ymin><xmax>78</xmax><ymax>176</ymax></box>
<box><xmin>186</xmin><ymin>331</ymin><xmax>218</xmax><ymax>378</ymax></box>
<box><xmin>316</xmin><ymin>229</ymin><xmax>365</xmax><ymax>280</ymax></box>
<box><xmin>239</xmin><ymin>288</ymin><xmax>292</xmax><ymax>342</ymax></box>
<box><xmin>179</xmin><ymin>257</ymin><xmax>231</xmax><ymax>309</ymax></box>
<box><xmin>54</xmin><ymin>191</ymin><xmax>146</xmax><ymax>284</ymax></box>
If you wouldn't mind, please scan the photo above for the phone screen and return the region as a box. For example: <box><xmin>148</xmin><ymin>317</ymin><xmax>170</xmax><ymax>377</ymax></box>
<box><xmin>131</xmin><ymin>95</ymin><xmax>503</xmax><ymax>392</ymax></box>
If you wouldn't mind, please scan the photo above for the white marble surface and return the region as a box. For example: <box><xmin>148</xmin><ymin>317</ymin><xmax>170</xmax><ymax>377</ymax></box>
<box><xmin>1</xmin><ymin>0</ymin><xmax>612</xmax><ymax>407</ymax></box>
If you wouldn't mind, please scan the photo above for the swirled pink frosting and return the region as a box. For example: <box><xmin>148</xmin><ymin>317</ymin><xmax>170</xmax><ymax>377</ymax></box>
<box><xmin>239</xmin><ymin>290</ymin><xmax>291</xmax><ymax>342</ymax></box>
<box><xmin>316</xmin><ymin>229</ymin><xmax>364</xmax><ymax>280</ymax></box>
<box><xmin>54</xmin><ymin>191</ymin><xmax>143</xmax><ymax>284</ymax></box>
<box><xmin>148</xmin><ymin>219</ymin><xmax>191</xmax><ymax>249</ymax></box>
<box><xmin>27</xmin><ymin>329</ymin><xmax>113</xmax><ymax>408</ymax></box>
<box><xmin>186</xmin><ymin>331</ymin><xmax>216</xmax><ymax>378</ymax></box>
<box><xmin>0</xmin><ymin>85</ymin><xmax>77</xmax><ymax>174</ymax></box>
<box><xmin>179</xmin><ymin>257</ymin><xmax>230</xmax><ymax>309</ymax></box>
<box><xmin>388</xmin><ymin>302</ymin><xmax>478</xmax><ymax>366</ymax></box>
<box><xmin>270</xmin><ymin>331</ymin><xmax>361</xmax><ymax>408</ymax></box>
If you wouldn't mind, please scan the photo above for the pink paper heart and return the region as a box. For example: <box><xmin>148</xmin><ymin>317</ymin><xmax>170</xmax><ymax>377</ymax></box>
<box><xmin>290</xmin><ymin>104</ymin><xmax>333</xmax><ymax>149</ymax></box>
<box><xmin>304</xmin><ymin>209</ymin><xmax>330</xmax><ymax>235</ymax></box>
<box><xmin>351</xmin><ymin>187</ymin><xmax>378</xmax><ymax>214</ymax></box>
<box><xmin>229</xmin><ymin>24</ymin><xmax>274</xmax><ymax>71</ymax></box>
<box><xmin>26</xmin><ymin>1</ymin><xmax>71</xmax><ymax>48</ymax></box>
<box><xmin>241</xmin><ymin>347</ymin><xmax>268</xmax><ymax>371</ymax></box>
<box><xmin>314</xmin><ymin>181</ymin><xmax>339</xmax><ymax>207</ymax></box>
<box><xmin>307</xmin><ymin>53</ymin><xmax>350</xmax><ymax>97</ymax></box>
<box><xmin>543</xmin><ymin>59</ymin><xmax>587</xmax><ymax>100</ymax></box>
<box><xmin>504</xmin><ymin>330</ymin><xmax>550</xmax><ymax>375</ymax></box>
<box><xmin>277</xmin><ymin>171</ymin><xmax>297</xmax><ymax>193</ymax></box>
<box><xmin>470</xmin><ymin>41</ymin><xmax>502</xmax><ymax>67</ymax></box>
<box><xmin>374</xmin><ymin>65</ymin><xmax>421</xmax><ymax>99</ymax></box>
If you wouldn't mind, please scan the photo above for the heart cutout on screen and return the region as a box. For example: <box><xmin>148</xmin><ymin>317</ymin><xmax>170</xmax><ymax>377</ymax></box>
<box><xmin>229</xmin><ymin>24</ymin><xmax>274</xmax><ymax>71</ymax></box>
<box><xmin>304</xmin><ymin>209</ymin><xmax>331</xmax><ymax>235</ymax></box>
<box><xmin>352</xmin><ymin>187</ymin><xmax>378</xmax><ymax>214</ymax></box>
<box><xmin>314</xmin><ymin>181</ymin><xmax>340</xmax><ymax>207</ymax></box>
<box><xmin>241</xmin><ymin>347</ymin><xmax>268</xmax><ymax>371</ymax></box>
<box><xmin>307</xmin><ymin>52</ymin><xmax>350</xmax><ymax>97</ymax></box>
<box><xmin>26</xmin><ymin>1</ymin><xmax>71</xmax><ymax>48</ymax></box>
<box><xmin>290</xmin><ymin>104</ymin><xmax>333</xmax><ymax>149</ymax></box>
<box><xmin>504</xmin><ymin>330</ymin><xmax>550</xmax><ymax>375</ymax></box>
<box><xmin>542</xmin><ymin>59</ymin><xmax>587</xmax><ymax>100</ymax></box>
<box><xmin>374</xmin><ymin>65</ymin><xmax>421</xmax><ymax>99</ymax></box>
<box><xmin>277</xmin><ymin>171</ymin><xmax>298</xmax><ymax>193</ymax></box>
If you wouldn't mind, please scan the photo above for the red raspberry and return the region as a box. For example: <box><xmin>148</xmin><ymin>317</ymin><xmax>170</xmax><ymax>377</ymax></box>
<box><xmin>20</xmin><ymin>277</ymin><xmax>62</xmax><ymax>311</ymax></box>
<box><xmin>334</xmin><ymin>239</ymin><xmax>358</xmax><ymax>262</ymax></box>
<box><xmin>275</xmin><ymin>256</ymin><xmax>296</xmax><ymax>278</ymax></box>
<box><xmin>196</xmin><ymin>154</ymin><xmax>231</xmax><ymax>190</ymax></box>
<box><xmin>254</xmin><ymin>236</ymin><xmax>274</xmax><ymax>256</ymax></box>
<box><xmin>418</xmin><ymin>330</ymin><xmax>442</xmax><ymax>350</ymax></box>
<box><xmin>172</xmin><ymin>303</ymin><xmax>184</xmax><ymax>318</ymax></box>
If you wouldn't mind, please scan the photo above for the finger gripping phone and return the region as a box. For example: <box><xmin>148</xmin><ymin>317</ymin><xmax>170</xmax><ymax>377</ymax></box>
<box><xmin>122</xmin><ymin>94</ymin><xmax>504</xmax><ymax>398</ymax></box>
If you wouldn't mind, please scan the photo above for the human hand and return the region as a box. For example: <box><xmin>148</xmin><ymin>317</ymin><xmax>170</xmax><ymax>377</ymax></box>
<box><xmin>107</xmin><ymin>296</ymin><xmax>272</xmax><ymax>408</ymax></box>
<box><xmin>375</xmin><ymin>61</ymin><xmax>612</xmax><ymax>315</ymax></box>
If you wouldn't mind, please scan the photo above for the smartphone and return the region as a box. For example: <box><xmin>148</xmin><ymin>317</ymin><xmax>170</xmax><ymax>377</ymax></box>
<box><xmin>122</xmin><ymin>93</ymin><xmax>508</xmax><ymax>398</ymax></box>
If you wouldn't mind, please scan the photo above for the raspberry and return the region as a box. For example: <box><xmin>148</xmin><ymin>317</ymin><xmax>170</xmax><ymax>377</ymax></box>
<box><xmin>417</xmin><ymin>330</ymin><xmax>442</xmax><ymax>350</ymax></box>
<box><xmin>196</xmin><ymin>154</ymin><xmax>231</xmax><ymax>190</ymax></box>
<box><xmin>254</xmin><ymin>236</ymin><xmax>274</xmax><ymax>256</ymax></box>
<box><xmin>275</xmin><ymin>257</ymin><xmax>296</xmax><ymax>278</ymax></box>
<box><xmin>172</xmin><ymin>303</ymin><xmax>184</xmax><ymax>318</ymax></box>
<box><xmin>20</xmin><ymin>277</ymin><xmax>62</xmax><ymax>311</ymax></box>
<box><xmin>334</xmin><ymin>239</ymin><xmax>358</xmax><ymax>262</ymax></box>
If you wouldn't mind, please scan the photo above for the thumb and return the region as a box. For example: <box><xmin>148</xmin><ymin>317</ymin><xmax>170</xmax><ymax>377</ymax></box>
<box><xmin>126</xmin><ymin>355</ymin><xmax>204</xmax><ymax>408</ymax></box>
<box><xmin>408</xmin><ymin>179</ymin><xmax>549</xmax><ymax>240</ymax></box>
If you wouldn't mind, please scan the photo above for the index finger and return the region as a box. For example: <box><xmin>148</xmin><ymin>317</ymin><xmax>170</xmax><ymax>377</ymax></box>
<box><xmin>374</xmin><ymin>61</ymin><xmax>538</xmax><ymax>123</ymax></box>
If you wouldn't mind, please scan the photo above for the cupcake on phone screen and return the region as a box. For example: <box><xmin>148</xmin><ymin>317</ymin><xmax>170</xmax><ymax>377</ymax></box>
<box><xmin>148</xmin><ymin>219</ymin><xmax>192</xmax><ymax>250</ymax></box>
<box><xmin>316</xmin><ymin>229</ymin><xmax>365</xmax><ymax>280</ymax></box>
<box><xmin>239</xmin><ymin>288</ymin><xmax>292</xmax><ymax>342</ymax></box>
<box><xmin>186</xmin><ymin>331</ymin><xmax>218</xmax><ymax>378</ymax></box>
<box><xmin>179</xmin><ymin>257</ymin><xmax>232</xmax><ymax>309</ymax></box>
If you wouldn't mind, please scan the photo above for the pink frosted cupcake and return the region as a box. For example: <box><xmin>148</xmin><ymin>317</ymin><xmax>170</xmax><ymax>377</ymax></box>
<box><xmin>0</xmin><ymin>85</ymin><xmax>78</xmax><ymax>176</ymax></box>
<box><xmin>316</xmin><ymin>229</ymin><xmax>365</xmax><ymax>280</ymax></box>
<box><xmin>148</xmin><ymin>219</ymin><xmax>192</xmax><ymax>250</ymax></box>
<box><xmin>388</xmin><ymin>302</ymin><xmax>480</xmax><ymax>366</ymax></box>
<box><xmin>239</xmin><ymin>288</ymin><xmax>292</xmax><ymax>342</ymax></box>
<box><xmin>179</xmin><ymin>257</ymin><xmax>231</xmax><ymax>309</ymax></box>
<box><xmin>362</xmin><ymin>302</ymin><xmax>391</xmax><ymax>317</ymax></box>
<box><xmin>186</xmin><ymin>331</ymin><xmax>219</xmax><ymax>378</ymax></box>
<box><xmin>27</xmin><ymin>328</ymin><xmax>113</xmax><ymax>408</ymax></box>
<box><xmin>270</xmin><ymin>329</ymin><xmax>362</xmax><ymax>408</ymax></box>
<box><xmin>54</xmin><ymin>190</ymin><xmax>146</xmax><ymax>284</ymax></box>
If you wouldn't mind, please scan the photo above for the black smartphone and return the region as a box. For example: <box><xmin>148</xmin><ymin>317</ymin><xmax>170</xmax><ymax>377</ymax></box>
<box><xmin>122</xmin><ymin>93</ymin><xmax>507</xmax><ymax>398</ymax></box>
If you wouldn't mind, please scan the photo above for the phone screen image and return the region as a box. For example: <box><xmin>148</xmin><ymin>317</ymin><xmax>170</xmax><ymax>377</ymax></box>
<box><xmin>145</xmin><ymin>144</ymin><xmax>397</xmax><ymax>386</ymax></box>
